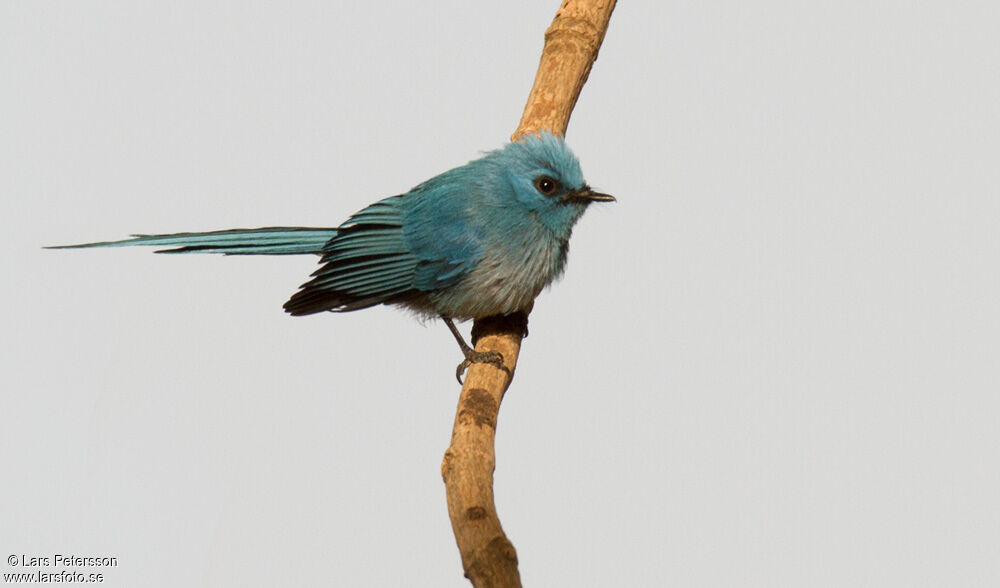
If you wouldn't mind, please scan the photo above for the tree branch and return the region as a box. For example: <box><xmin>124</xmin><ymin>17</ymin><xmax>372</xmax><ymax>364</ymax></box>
<box><xmin>441</xmin><ymin>2</ymin><xmax>616</xmax><ymax>586</ymax></box>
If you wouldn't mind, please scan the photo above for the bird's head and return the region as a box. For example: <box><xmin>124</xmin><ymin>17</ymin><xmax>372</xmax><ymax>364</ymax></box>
<box><xmin>490</xmin><ymin>132</ymin><xmax>614</xmax><ymax>238</ymax></box>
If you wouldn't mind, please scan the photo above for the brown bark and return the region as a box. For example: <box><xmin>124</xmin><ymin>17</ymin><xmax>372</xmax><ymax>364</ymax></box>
<box><xmin>514</xmin><ymin>0</ymin><xmax>618</xmax><ymax>141</ymax></box>
<box><xmin>441</xmin><ymin>2</ymin><xmax>617</xmax><ymax>586</ymax></box>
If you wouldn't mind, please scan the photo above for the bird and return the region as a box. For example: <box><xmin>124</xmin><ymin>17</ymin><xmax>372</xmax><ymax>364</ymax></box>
<box><xmin>51</xmin><ymin>132</ymin><xmax>615</xmax><ymax>382</ymax></box>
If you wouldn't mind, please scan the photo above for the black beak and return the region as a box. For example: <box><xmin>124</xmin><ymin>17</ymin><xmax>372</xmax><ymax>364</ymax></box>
<box><xmin>566</xmin><ymin>186</ymin><xmax>616</xmax><ymax>203</ymax></box>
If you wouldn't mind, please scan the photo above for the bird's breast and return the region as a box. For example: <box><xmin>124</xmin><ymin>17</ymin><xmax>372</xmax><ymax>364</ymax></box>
<box><xmin>430</xmin><ymin>234</ymin><xmax>568</xmax><ymax>320</ymax></box>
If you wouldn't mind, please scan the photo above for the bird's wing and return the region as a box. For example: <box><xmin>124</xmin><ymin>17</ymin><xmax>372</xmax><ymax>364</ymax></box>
<box><xmin>283</xmin><ymin>196</ymin><xmax>420</xmax><ymax>315</ymax></box>
<box><xmin>403</xmin><ymin>183</ymin><xmax>484</xmax><ymax>292</ymax></box>
<box><xmin>283</xmin><ymin>181</ymin><xmax>485</xmax><ymax>316</ymax></box>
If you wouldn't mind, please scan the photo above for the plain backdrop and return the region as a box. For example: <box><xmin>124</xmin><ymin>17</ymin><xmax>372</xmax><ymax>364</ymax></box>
<box><xmin>3</xmin><ymin>1</ymin><xmax>999</xmax><ymax>586</ymax></box>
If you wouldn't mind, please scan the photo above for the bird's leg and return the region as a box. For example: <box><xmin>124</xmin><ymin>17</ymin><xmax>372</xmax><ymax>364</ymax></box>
<box><xmin>442</xmin><ymin>316</ymin><xmax>504</xmax><ymax>384</ymax></box>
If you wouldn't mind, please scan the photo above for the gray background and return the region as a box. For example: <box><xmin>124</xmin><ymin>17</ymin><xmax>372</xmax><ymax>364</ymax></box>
<box><xmin>3</xmin><ymin>1</ymin><xmax>999</xmax><ymax>586</ymax></box>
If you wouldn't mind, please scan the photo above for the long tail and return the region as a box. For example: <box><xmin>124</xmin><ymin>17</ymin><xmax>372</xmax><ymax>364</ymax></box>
<box><xmin>48</xmin><ymin>227</ymin><xmax>338</xmax><ymax>255</ymax></box>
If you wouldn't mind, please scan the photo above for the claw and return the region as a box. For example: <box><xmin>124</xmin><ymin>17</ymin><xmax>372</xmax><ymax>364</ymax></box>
<box><xmin>443</xmin><ymin>316</ymin><xmax>509</xmax><ymax>384</ymax></box>
<box><xmin>455</xmin><ymin>350</ymin><xmax>505</xmax><ymax>384</ymax></box>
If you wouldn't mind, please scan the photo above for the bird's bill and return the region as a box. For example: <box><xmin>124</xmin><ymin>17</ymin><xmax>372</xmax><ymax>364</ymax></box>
<box><xmin>566</xmin><ymin>187</ymin><xmax>616</xmax><ymax>203</ymax></box>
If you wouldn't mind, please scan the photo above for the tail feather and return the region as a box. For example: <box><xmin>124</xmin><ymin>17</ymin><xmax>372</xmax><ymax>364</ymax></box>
<box><xmin>48</xmin><ymin>227</ymin><xmax>338</xmax><ymax>255</ymax></box>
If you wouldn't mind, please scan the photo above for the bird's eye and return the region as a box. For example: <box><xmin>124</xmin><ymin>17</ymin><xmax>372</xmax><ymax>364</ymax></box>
<box><xmin>534</xmin><ymin>176</ymin><xmax>560</xmax><ymax>196</ymax></box>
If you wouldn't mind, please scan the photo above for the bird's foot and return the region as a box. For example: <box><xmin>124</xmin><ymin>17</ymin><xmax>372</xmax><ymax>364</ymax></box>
<box><xmin>455</xmin><ymin>350</ymin><xmax>505</xmax><ymax>384</ymax></box>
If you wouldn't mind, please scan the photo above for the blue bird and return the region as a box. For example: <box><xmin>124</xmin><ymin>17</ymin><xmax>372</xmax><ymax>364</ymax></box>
<box><xmin>51</xmin><ymin>132</ymin><xmax>615</xmax><ymax>381</ymax></box>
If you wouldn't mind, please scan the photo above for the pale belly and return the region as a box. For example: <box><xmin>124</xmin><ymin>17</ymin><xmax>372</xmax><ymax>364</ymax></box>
<box><xmin>414</xmin><ymin>238</ymin><xmax>568</xmax><ymax>320</ymax></box>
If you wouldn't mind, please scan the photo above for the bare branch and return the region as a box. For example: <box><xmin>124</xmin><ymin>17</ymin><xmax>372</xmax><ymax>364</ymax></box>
<box><xmin>514</xmin><ymin>0</ymin><xmax>617</xmax><ymax>141</ymax></box>
<box><xmin>441</xmin><ymin>2</ymin><xmax>617</xmax><ymax>586</ymax></box>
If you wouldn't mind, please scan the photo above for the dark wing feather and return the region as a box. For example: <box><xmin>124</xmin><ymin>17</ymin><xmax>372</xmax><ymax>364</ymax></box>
<box><xmin>283</xmin><ymin>197</ymin><xmax>421</xmax><ymax>315</ymax></box>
